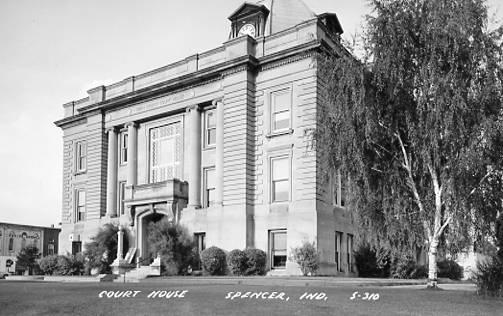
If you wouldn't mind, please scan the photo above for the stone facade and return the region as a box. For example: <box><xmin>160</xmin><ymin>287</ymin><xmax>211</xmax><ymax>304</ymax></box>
<box><xmin>0</xmin><ymin>222</ymin><xmax>60</xmax><ymax>275</ymax></box>
<box><xmin>55</xmin><ymin>0</ymin><xmax>356</xmax><ymax>275</ymax></box>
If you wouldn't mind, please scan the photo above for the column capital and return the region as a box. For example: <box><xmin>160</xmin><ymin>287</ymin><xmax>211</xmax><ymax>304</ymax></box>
<box><xmin>105</xmin><ymin>126</ymin><xmax>118</xmax><ymax>134</ymax></box>
<box><xmin>212</xmin><ymin>98</ymin><xmax>223</xmax><ymax>106</ymax></box>
<box><xmin>125</xmin><ymin>121</ymin><xmax>138</xmax><ymax>128</ymax></box>
<box><xmin>186</xmin><ymin>104</ymin><xmax>201</xmax><ymax>113</ymax></box>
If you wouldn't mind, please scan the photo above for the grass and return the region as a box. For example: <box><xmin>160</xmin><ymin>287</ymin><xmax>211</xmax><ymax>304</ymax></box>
<box><xmin>0</xmin><ymin>281</ymin><xmax>501</xmax><ymax>315</ymax></box>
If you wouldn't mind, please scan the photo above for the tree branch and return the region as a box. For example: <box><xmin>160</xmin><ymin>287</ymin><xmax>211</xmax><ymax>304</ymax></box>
<box><xmin>467</xmin><ymin>169</ymin><xmax>493</xmax><ymax>198</ymax></box>
<box><xmin>436</xmin><ymin>216</ymin><xmax>452</xmax><ymax>237</ymax></box>
<box><xmin>395</xmin><ymin>132</ymin><xmax>432</xmax><ymax>241</ymax></box>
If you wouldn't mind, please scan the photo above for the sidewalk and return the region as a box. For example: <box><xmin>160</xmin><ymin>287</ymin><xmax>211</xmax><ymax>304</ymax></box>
<box><xmin>139</xmin><ymin>276</ymin><xmax>429</xmax><ymax>287</ymax></box>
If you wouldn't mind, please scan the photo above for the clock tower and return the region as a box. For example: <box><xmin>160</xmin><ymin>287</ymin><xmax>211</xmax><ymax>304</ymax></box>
<box><xmin>228</xmin><ymin>3</ymin><xmax>270</xmax><ymax>39</ymax></box>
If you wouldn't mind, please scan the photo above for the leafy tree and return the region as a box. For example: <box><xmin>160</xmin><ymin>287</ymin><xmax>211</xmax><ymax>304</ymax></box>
<box><xmin>316</xmin><ymin>0</ymin><xmax>503</xmax><ymax>287</ymax></box>
<box><xmin>147</xmin><ymin>218</ymin><xmax>194</xmax><ymax>275</ymax></box>
<box><xmin>16</xmin><ymin>245</ymin><xmax>40</xmax><ymax>275</ymax></box>
<box><xmin>84</xmin><ymin>223</ymin><xmax>128</xmax><ymax>274</ymax></box>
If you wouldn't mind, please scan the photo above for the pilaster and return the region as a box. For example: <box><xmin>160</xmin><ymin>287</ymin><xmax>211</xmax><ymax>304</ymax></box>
<box><xmin>106</xmin><ymin>127</ymin><xmax>118</xmax><ymax>217</ymax></box>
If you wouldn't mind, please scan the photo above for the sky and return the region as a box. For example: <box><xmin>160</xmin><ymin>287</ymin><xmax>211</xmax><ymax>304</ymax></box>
<box><xmin>0</xmin><ymin>0</ymin><xmax>500</xmax><ymax>227</ymax></box>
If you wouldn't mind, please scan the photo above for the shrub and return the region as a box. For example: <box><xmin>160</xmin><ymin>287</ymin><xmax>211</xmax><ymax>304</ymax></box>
<box><xmin>201</xmin><ymin>246</ymin><xmax>227</xmax><ymax>275</ymax></box>
<box><xmin>391</xmin><ymin>255</ymin><xmax>417</xmax><ymax>279</ymax></box>
<box><xmin>147</xmin><ymin>219</ymin><xmax>194</xmax><ymax>275</ymax></box>
<box><xmin>437</xmin><ymin>260</ymin><xmax>463</xmax><ymax>280</ymax></box>
<box><xmin>243</xmin><ymin>248</ymin><xmax>267</xmax><ymax>276</ymax></box>
<box><xmin>474</xmin><ymin>256</ymin><xmax>503</xmax><ymax>297</ymax></box>
<box><xmin>227</xmin><ymin>249</ymin><xmax>247</xmax><ymax>275</ymax></box>
<box><xmin>290</xmin><ymin>241</ymin><xmax>320</xmax><ymax>276</ymax></box>
<box><xmin>55</xmin><ymin>254</ymin><xmax>85</xmax><ymax>275</ymax></box>
<box><xmin>39</xmin><ymin>255</ymin><xmax>59</xmax><ymax>275</ymax></box>
<box><xmin>354</xmin><ymin>243</ymin><xmax>390</xmax><ymax>277</ymax></box>
<box><xmin>409</xmin><ymin>265</ymin><xmax>427</xmax><ymax>279</ymax></box>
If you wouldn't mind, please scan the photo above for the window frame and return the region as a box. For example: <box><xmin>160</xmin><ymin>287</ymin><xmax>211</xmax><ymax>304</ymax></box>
<box><xmin>204</xmin><ymin>109</ymin><xmax>217</xmax><ymax>149</ymax></box>
<box><xmin>331</xmin><ymin>169</ymin><xmax>346</xmax><ymax>208</ymax></box>
<box><xmin>148</xmin><ymin>122</ymin><xmax>181</xmax><ymax>183</ymax></box>
<box><xmin>119</xmin><ymin>131</ymin><xmax>128</xmax><ymax>165</ymax></box>
<box><xmin>118</xmin><ymin>181</ymin><xmax>126</xmax><ymax>216</ymax></box>
<box><xmin>335</xmin><ymin>231</ymin><xmax>343</xmax><ymax>272</ymax></box>
<box><xmin>75</xmin><ymin>141</ymin><xmax>87</xmax><ymax>173</ymax></box>
<box><xmin>75</xmin><ymin>189</ymin><xmax>86</xmax><ymax>223</ymax></box>
<box><xmin>347</xmin><ymin>233</ymin><xmax>354</xmax><ymax>273</ymax></box>
<box><xmin>48</xmin><ymin>243</ymin><xmax>55</xmax><ymax>256</ymax></box>
<box><xmin>269</xmin><ymin>230</ymin><xmax>287</xmax><ymax>269</ymax></box>
<box><xmin>203</xmin><ymin>167</ymin><xmax>216</xmax><ymax>207</ymax></box>
<box><xmin>8</xmin><ymin>237</ymin><xmax>14</xmax><ymax>252</ymax></box>
<box><xmin>270</xmin><ymin>88</ymin><xmax>292</xmax><ymax>133</ymax></box>
<box><xmin>270</xmin><ymin>155</ymin><xmax>291</xmax><ymax>203</ymax></box>
<box><xmin>194</xmin><ymin>232</ymin><xmax>206</xmax><ymax>270</ymax></box>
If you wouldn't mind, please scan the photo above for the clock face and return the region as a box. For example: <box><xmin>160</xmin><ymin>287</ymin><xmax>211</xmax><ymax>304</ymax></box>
<box><xmin>238</xmin><ymin>24</ymin><xmax>256</xmax><ymax>37</ymax></box>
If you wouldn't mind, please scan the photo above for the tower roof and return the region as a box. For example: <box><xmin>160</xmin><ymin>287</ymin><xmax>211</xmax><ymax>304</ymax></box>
<box><xmin>256</xmin><ymin>0</ymin><xmax>317</xmax><ymax>36</ymax></box>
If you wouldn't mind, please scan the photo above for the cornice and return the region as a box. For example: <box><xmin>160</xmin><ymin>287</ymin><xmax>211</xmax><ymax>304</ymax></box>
<box><xmin>54</xmin><ymin>114</ymin><xmax>87</xmax><ymax>128</ymax></box>
<box><xmin>76</xmin><ymin>56</ymin><xmax>259</xmax><ymax>116</ymax></box>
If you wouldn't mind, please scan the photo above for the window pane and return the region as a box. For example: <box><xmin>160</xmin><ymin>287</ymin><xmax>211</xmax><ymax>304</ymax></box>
<box><xmin>273</xmin><ymin>232</ymin><xmax>287</xmax><ymax>250</ymax></box>
<box><xmin>206</xmin><ymin>168</ymin><xmax>216</xmax><ymax>188</ymax></box>
<box><xmin>78</xmin><ymin>191</ymin><xmax>86</xmax><ymax>206</ymax></box>
<box><xmin>273</xmin><ymin>180</ymin><xmax>289</xmax><ymax>201</ymax></box>
<box><xmin>207</xmin><ymin>129</ymin><xmax>216</xmax><ymax>145</ymax></box>
<box><xmin>272</xmin><ymin>158</ymin><xmax>289</xmax><ymax>180</ymax></box>
<box><xmin>341</xmin><ymin>177</ymin><xmax>346</xmax><ymax>207</ymax></box>
<box><xmin>207</xmin><ymin>111</ymin><xmax>216</xmax><ymax>127</ymax></box>
<box><xmin>273</xmin><ymin>91</ymin><xmax>290</xmax><ymax>112</ymax></box>
<box><xmin>273</xmin><ymin>111</ymin><xmax>290</xmax><ymax>130</ymax></box>
<box><xmin>207</xmin><ymin>189</ymin><xmax>215</xmax><ymax>205</ymax></box>
<box><xmin>273</xmin><ymin>255</ymin><xmax>287</xmax><ymax>268</ymax></box>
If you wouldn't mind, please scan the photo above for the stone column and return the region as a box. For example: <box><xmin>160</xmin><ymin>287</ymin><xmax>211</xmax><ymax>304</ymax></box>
<box><xmin>215</xmin><ymin>99</ymin><xmax>224</xmax><ymax>205</ymax></box>
<box><xmin>187</xmin><ymin>105</ymin><xmax>201</xmax><ymax>208</ymax></box>
<box><xmin>117</xmin><ymin>227</ymin><xmax>124</xmax><ymax>260</ymax></box>
<box><xmin>126</xmin><ymin>122</ymin><xmax>138</xmax><ymax>186</ymax></box>
<box><xmin>106</xmin><ymin>127</ymin><xmax>118</xmax><ymax>217</ymax></box>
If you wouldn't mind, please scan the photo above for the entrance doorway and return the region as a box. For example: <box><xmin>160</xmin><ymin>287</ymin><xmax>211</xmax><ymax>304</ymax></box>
<box><xmin>140</xmin><ymin>212</ymin><xmax>165</xmax><ymax>263</ymax></box>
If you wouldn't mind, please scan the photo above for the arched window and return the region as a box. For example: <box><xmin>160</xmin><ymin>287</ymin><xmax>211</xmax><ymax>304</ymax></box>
<box><xmin>8</xmin><ymin>237</ymin><xmax>14</xmax><ymax>251</ymax></box>
<box><xmin>21</xmin><ymin>232</ymin><xmax>27</xmax><ymax>249</ymax></box>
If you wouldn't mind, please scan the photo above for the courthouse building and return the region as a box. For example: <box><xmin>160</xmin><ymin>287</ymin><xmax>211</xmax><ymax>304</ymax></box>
<box><xmin>54</xmin><ymin>0</ymin><xmax>356</xmax><ymax>275</ymax></box>
<box><xmin>0</xmin><ymin>222</ymin><xmax>60</xmax><ymax>275</ymax></box>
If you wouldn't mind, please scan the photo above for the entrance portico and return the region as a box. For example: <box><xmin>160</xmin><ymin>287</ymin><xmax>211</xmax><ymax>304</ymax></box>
<box><xmin>124</xmin><ymin>179</ymin><xmax>188</xmax><ymax>264</ymax></box>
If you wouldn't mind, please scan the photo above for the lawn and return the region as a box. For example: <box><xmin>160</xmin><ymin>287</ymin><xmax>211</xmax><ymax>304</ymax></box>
<box><xmin>0</xmin><ymin>281</ymin><xmax>501</xmax><ymax>315</ymax></box>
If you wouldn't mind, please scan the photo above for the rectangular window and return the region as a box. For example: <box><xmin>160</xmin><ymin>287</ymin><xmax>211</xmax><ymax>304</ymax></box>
<box><xmin>205</xmin><ymin>110</ymin><xmax>216</xmax><ymax>147</ymax></box>
<box><xmin>194</xmin><ymin>233</ymin><xmax>206</xmax><ymax>270</ymax></box>
<box><xmin>271</xmin><ymin>89</ymin><xmax>291</xmax><ymax>132</ymax></box>
<box><xmin>48</xmin><ymin>243</ymin><xmax>55</xmax><ymax>256</ymax></box>
<box><xmin>332</xmin><ymin>169</ymin><xmax>346</xmax><ymax>207</ymax></box>
<box><xmin>75</xmin><ymin>189</ymin><xmax>86</xmax><ymax>222</ymax></box>
<box><xmin>150</xmin><ymin>123</ymin><xmax>181</xmax><ymax>183</ymax></box>
<box><xmin>347</xmin><ymin>234</ymin><xmax>354</xmax><ymax>273</ymax></box>
<box><xmin>120</xmin><ymin>132</ymin><xmax>128</xmax><ymax>164</ymax></box>
<box><xmin>204</xmin><ymin>167</ymin><xmax>216</xmax><ymax>207</ymax></box>
<box><xmin>72</xmin><ymin>241</ymin><xmax>82</xmax><ymax>255</ymax></box>
<box><xmin>75</xmin><ymin>141</ymin><xmax>87</xmax><ymax>172</ymax></box>
<box><xmin>335</xmin><ymin>231</ymin><xmax>342</xmax><ymax>272</ymax></box>
<box><xmin>271</xmin><ymin>157</ymin><xmax>289</xmax><ymax>202</ymax></box>
<box><xmin>118</xmin><ymin>181</ymin><xmax>126</xmax><ymax>215</ymax></box>
<box><xmin>270</xmin><ymin>230</ymin><xmax>287</xmax><ymax>269</ymax></box>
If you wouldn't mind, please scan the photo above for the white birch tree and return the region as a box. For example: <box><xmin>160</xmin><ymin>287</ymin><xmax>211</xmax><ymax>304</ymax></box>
<box><xmin>316</xmin><ymin>0</ymin><xmax>503</xmax><ymax>287</ymax></box>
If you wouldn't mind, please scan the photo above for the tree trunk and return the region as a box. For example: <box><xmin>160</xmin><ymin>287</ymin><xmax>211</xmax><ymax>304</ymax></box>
<box><xmin>427</xmin><ymin>238</ymin><xmax>439</xmax><ymax>288</ymax></box>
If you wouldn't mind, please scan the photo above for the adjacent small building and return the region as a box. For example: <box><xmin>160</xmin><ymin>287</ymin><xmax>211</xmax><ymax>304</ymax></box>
<box><xmin>54</xmin><ymin>0</ymin><xmax>357</xmax><ymax>275</ymax></box>
<box><xmin>0</xmin><ymin>222</ymin><xmax>60</xmax><ymax>275</ymax></box>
